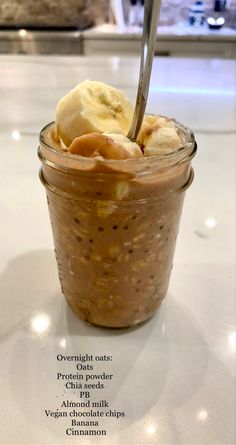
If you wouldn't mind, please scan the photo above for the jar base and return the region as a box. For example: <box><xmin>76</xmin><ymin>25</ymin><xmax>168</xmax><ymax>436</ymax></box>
<box><xmin>65</xmin><ymin>294</ymin><xmax>164</xmax><ymax>329</ymax></box>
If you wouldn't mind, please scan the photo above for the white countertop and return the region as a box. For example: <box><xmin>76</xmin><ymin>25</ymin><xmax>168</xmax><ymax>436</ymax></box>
<box><xmin>0</xmin><ymin>55</ymin><xmax>235</xmax><ymax>445</ymax></box>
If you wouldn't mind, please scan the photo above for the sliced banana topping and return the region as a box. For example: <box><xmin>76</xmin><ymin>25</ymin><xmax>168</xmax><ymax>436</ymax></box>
<box><xmin>138</xmin><ymin>114</ymin><xmax>181</xmax><ymax>156</ymax></box>
<box><xmin>68</xmin><ymin>132</ymin><xmax>142</xmax><ymax>160</ymax></box>
<box><xmin>55</xmin><ymin>81</ymin><xmax>182</xmax><ymax>159</ymax></box>
<box><xmin>103</xmin><ymin>132</ymin><xmax>142</xmax><ymax>158</ymax></box>
<box><xmin>143</xmin><ymin>127</ymin><xmax>182</xmax><ymax>156</ymax></box>
<box><xmin>56</xmin><ymin>80</ymin><xmax>133</xmax><ymax>146</ymax></box>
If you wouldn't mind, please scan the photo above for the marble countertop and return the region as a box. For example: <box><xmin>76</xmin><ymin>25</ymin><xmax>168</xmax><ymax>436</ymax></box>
<box><xmin>83</xmin><ymin>23</ymin><xmax>236</xmax><ymax>41</ymax></box>
<box><xmin>0</xmin><ymin>55</ymin><xmax>235</xmax><ymax>445</ymax></box>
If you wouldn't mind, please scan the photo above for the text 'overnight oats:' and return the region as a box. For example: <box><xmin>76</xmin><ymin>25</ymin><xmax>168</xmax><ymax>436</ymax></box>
<box><xmin>38</xmin><ymin>80</ymin><xmax>197</xmax><ymax>328</ymax></box>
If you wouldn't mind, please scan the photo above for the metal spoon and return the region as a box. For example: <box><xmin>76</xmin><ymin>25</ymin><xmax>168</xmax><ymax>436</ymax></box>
<box><xmin>127</xmin><ymin>0</ymin><xmax>162</xmax><ymax>141</ymax></box>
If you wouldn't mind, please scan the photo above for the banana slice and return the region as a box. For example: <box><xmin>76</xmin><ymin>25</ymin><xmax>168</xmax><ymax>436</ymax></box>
<box><xmin>144</xmin><ymin>126</ymin><xmax>181</xmax><ymax>156</ymax></box>
<box><xmin>137</xmin><ymin>114</ymin><xmax>175</xmax><ymax>147</ymax></box>
<box><xmin>68</xmin><ymin>132</ymin><xmax>143</xmax><ymax>160</ymax></box>
<box><xmin>56</xmin><ymin>80</ymin><xmax>134</xmax><ymax>146</ymax></box>
<box><xmin>138</xmin><ymin>114</ymin><xmax>181</xmax><ymax>156</ymax></box>
<box><xmin>103</xmin><ymin>132</ymin><xmax>143</xmax><ymax>158</ymax></box>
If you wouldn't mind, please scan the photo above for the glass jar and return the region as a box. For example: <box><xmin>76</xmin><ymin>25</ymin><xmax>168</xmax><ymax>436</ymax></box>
<box><xmin>38</xmin><ymin>119</ymin><xmax>197</xmax><ymax>328</ymax></box>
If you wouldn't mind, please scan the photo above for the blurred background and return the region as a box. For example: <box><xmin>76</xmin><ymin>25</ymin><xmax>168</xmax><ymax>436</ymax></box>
<box><xmin>0</xmin><ymin>0</ymin><xmax>235</xmax><ymax>57</ymax></box>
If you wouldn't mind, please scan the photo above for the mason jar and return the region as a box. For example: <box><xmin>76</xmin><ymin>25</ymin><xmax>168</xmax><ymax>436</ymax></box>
<box><xmin>38</xmin><ymin>119</ymin><xmax>197</xmax><ymax>328</ymax></box>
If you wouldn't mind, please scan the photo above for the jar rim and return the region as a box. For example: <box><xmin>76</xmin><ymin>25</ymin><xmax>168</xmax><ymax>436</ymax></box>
<box><xmin>39</xmin><ymin>118</ymin><xmax>196</xmax><ymax>167</ymax></box>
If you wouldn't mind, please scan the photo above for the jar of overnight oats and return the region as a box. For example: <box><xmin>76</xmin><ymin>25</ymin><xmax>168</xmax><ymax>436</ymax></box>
<box><xmin>38</xmin><ymin>119</ymin><xmax>196</xmax><ymax>328</ymax></box>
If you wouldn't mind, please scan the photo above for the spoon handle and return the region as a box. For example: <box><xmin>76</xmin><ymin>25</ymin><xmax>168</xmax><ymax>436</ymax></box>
<box><xmin>127</xmin><ymin>0</ymin><xmax>162</xmax><ymax>141</ymax></box>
